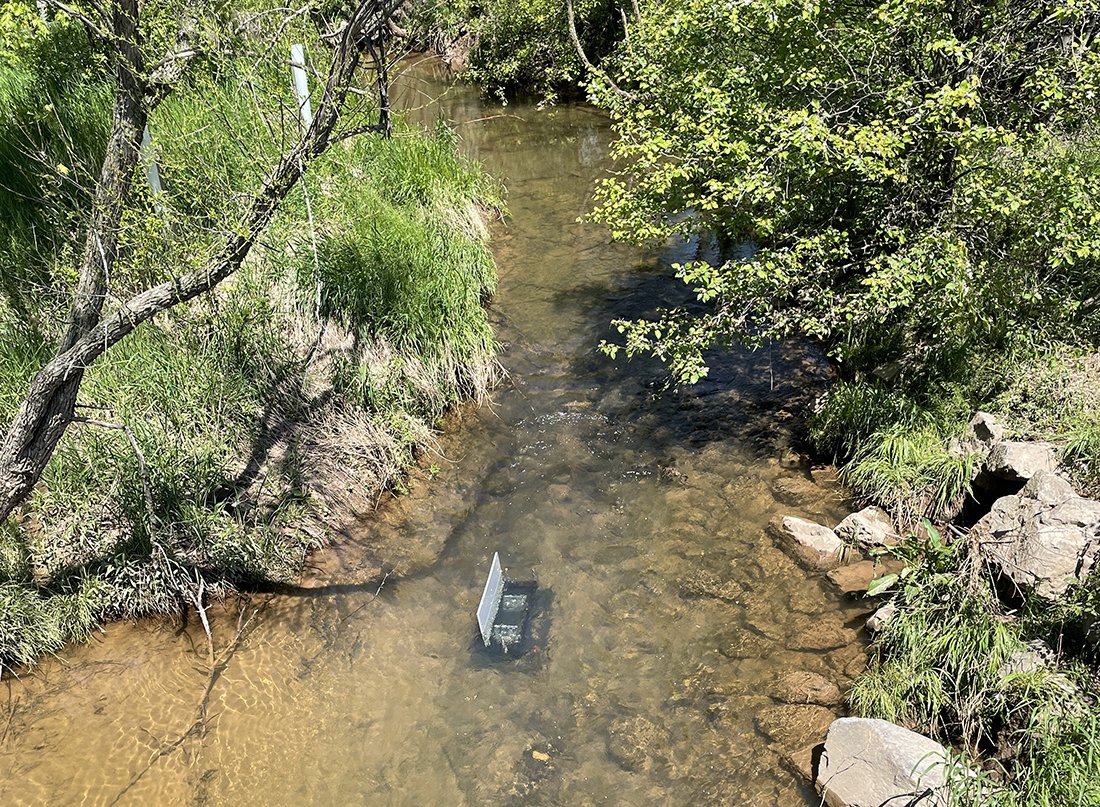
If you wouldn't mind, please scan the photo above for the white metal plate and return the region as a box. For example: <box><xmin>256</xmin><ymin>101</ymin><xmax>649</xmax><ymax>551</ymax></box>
<box><xmin>476</xmin><ymin>552</ymin><xmax>504</xmax><ymax>646</ymax></box>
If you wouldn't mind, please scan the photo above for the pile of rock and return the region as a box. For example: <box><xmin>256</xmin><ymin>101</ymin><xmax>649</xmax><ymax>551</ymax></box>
<box><xmin>760</xmin><ymin>411</ymin><xmax>1100</xmax><ymax>806</ymax></box>
<box><xmin>766</xmin><ymin>505</ymin><xmax>903</xmax><ymax>594</ymax></box>
<box><xmin>960</xmin><ymin>411</ymin><xmax>1100</xmax><ymax>601</ymax></box>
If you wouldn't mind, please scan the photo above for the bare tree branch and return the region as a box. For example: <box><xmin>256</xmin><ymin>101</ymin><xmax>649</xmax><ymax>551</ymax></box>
<box><xmin>145</xmin><ymin>47</ymin><xmax>202</xmax><ymax>111</ymax></box>
<box><xmin>43</xmin><ymin>0</ymin><xmax>110</xmax><ymax>41</ymax></box>
<box><xmin>565</xmin><ymin>0</ymin><xmax>637</xmax><ymax>101</ymax></box>
<box><xmin>0</xmin><ymin>0</ymin><xmax>409</xmax><ymax>523</ymax></box>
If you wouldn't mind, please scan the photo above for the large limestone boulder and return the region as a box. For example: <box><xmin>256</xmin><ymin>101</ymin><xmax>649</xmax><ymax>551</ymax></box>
<box><xmin>985</xmin><ymin>441</ymin><xmax>1057</xmax><ymax>482</ymax></box>
<box><xmin>974</xmin><ymin>481</ymin><xmax>1100</xmax><ymax>600</ymax></box>
<box><xmin>1022</xmin><ymin>471</ymin><xmax>1076</xmax><ymax>506</ymax></box>
<box><xmin>835</xmin><ymin>506</ymin><xmax>900</xmax><ymax>548</ymax></box>
<box><xmin>816</xmin><ymin>718</ymin><xmax>954</xmax><ymax>807</ymax></box>
<box><xmin>769</xmin><ymin>516</ymin><xmax>847</xmax><ymax>570</ymax></box>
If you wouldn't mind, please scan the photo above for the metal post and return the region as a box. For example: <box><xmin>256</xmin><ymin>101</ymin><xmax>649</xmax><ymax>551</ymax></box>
<box><xmin>141</xmin><ymin>125</ymin><xmax>163</xmax><ymax>197</ymax></box>
<box><xmin>290</xmin><ymin>44</ymin><xmax>312</xmax><ymax>132</ymax></box>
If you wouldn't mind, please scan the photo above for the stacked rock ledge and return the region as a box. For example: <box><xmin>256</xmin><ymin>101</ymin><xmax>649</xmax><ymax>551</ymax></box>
<box><xmin>974</xmin><ymin>469</ymin><xmax>1100</xmax><ymax>600</ymax></box>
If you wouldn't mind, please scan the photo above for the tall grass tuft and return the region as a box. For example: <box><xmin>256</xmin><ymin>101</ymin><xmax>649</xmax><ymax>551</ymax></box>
<box><xmin>0</xmin><ymin>19</ymin><xmax>111</xmax><ymax>319</ymax></box>
<box><xmin>841</xmin><ymin>424</ymin><xmax>976</xmax><ymax>528</ymax></box>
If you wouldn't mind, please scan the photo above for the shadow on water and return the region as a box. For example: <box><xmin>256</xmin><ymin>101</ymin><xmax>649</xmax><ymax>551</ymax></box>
<box><xmin>0</xmin><ymin>56</ymin><xmax>866</xmax><ymax>807</ymax></box>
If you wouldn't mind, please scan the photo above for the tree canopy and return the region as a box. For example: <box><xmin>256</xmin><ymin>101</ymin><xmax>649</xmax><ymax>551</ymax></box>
<box><xmin>589</xmin><ymin>0</ymin><xmax>1100</xmax><ymax>390</ymax></box>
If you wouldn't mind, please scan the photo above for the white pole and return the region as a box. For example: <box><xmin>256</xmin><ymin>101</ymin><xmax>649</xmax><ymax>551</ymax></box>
<box><xmin>290</xmin><ymin>44</ymin><xmax>312</xmax><ymax>131</ymax></box>
<box><xmin>140</xmin><ymin>125</ymin><xmax>165</xmax><ymax>215</ymax></box>
<box><xmin>140</xmin><ymin>125</ymin><xmax>163</xmax><ymax>196</ymax></box>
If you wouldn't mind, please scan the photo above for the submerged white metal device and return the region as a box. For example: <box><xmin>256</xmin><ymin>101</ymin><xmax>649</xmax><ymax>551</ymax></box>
<box><xmin>477</xmin><ymin>552</ymin><xmax>504</xmax><ymax>646</ymax></box>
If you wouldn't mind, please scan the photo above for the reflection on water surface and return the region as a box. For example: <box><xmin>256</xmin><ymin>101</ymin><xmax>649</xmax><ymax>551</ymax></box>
<box><xmin>0</xmin><ymin>58</ymin><xmax>867</xmax><ymax>806</ymax></box>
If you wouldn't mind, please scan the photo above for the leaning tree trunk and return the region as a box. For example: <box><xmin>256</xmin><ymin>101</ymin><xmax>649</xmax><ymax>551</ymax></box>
<box><xmin>0</xmin><ymin>0</ymin><xmax>147</xmax><ymax>521</ymax></box>
<box><xmin>0</xmin><ymin>0</ymin><xmax>406</xmax><ymax>524</ymax></box>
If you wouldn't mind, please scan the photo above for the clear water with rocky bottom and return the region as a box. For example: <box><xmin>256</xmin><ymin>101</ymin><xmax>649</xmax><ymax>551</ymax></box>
<box><xmin>0</xmin><ymin>58</ymin><xmax>869</xmax><ymax>806</ymax></box>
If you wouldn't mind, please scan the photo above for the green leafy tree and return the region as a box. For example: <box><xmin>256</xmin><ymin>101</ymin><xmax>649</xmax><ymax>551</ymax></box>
<box><xmin>591</xmin><ymin>0</ymin><xmax>1100</xmax><ymax>389</ymax></box>
<box><xmin>410</xmin><ymin>0</ymin><xmax>628</xmax><ymax>96</ymax></box>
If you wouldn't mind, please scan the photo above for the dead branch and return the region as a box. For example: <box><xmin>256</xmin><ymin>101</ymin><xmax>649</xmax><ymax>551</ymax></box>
<box><xmin>43</xmin><ymin>0</ymin><xmax>109</xmax><ymax>41</ymax></box>
<box><xmin>565</xmin><ymin>0</ymin><xmax>637</xmax><ymax>101</ymax></box>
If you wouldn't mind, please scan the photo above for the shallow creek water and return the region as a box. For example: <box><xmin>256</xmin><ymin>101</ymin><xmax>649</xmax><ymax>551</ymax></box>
<box><xmin>0</xmin><ymin>60</ymin><xmax>870</xmax><ymax>806</ymax></box>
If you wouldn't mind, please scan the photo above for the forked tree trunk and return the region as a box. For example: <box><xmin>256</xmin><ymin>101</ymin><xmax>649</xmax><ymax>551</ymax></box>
<box><xmin>0</xmin><ymin>0</ymin><xmax>404</xmax><ymax>523</ymax></box>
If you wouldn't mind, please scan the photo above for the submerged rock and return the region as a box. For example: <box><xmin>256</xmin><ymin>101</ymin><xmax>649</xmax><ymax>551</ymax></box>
<box><xmin>606</xmin><ymin>715</ymin><xmax>663</xmax><ymax>772</ymax></box>
<box><xmin>679</xmin><ymin>570</ymin><xmax>744</xmax><ymax>602</ymax></box>
<box><xmin>757</xmin><ymin>703</ymin><xmax>836</xmax><ymax>783</ymax></box>
<box><xmin>827</xmin><ymin>559</ymin><xmax>905</xmax><ymax>594</ymax></box>
<box><xmin>769</xmin><ymin>671</ymin><xmax>842</xmax><ymax>707</ymax></box>
<box><xmin>768</xmin><ymin>516</ymin><xmax>847</xmax><ymax>570</ymax></box>
<box><xmin>789</xmin><ymin>622</ymin><xmax>858</xmax><ymax>651</ymax></box>
<box><xmin>772</xmin><ymin>475</ymin><xmax>826</xmax><ymax>507</ymax></box>
<box><xmin>842</xmin><ymin>651</ymin><xmax>869</xmax><ymax>679</ymax></box>
<box><xmin>717</xmin><ymin>630</ymin><xmax>772</xmax><ymax>660</ymax></box>
<box><xmin>756</xmin><ymin>703</ymin><xmax>836</xmax><ymax>751</ymax></box>
<box><xmin>816</xmin><ymin>718</ymin><xmax>956</xmax><ymax>807</ymax></box>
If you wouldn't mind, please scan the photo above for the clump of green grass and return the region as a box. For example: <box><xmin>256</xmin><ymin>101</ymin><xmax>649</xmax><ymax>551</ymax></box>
<box><xmin>302</xmin><ymin>121</ymin><xmax>503</xmax><ymax>423</ymax></box>
<box><xmin>0</xmin><ymin>19</ymin><xmax>111</xmax><ymax>320</ymax></box>
<box><xmin>839</xmin><ymin>424</ymin><xmax>977</xmax><ymax>529</ymax></box>
<box><xmin>808</xmin><ymin>380</ymin><xmax>927</xmax><ymax>459</ymax></box>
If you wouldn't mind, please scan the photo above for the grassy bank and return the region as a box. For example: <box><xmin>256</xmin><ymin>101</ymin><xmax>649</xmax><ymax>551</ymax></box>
<box><xmin>0</xmin><ymin>20</ymin><xmax>503</xmax><ymax>669</ymax></box>
<box><xmin>810</xmin><ymin>348</ymin><xmax>1100</xmax><ymax>801</ymax></box>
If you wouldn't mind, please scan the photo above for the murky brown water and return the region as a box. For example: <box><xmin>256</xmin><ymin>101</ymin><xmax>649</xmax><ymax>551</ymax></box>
<box><xmin>0</xmin><ymin>59</ymin><xmax>869</xmax><ymax>806</ymax></box>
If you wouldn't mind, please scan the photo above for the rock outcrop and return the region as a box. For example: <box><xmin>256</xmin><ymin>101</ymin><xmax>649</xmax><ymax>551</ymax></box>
<box><xmin>816</xmin><ymin>718</ymin><xmax>956</xmax><ymax>807</ymax></box>
<box><xmin>974</xmin><ymin>470</ymin><xmax>1100</xmax><ymax>599</ymax></box>
<box><xmin>966</xmin><ymin>411</ymin><xmax>1004</xmax><ymax>444</ymax></box>
<box><xmin>985</xmin><ymin>441</ymin><xmax>1057</xmax><ymax>482</ymax></box>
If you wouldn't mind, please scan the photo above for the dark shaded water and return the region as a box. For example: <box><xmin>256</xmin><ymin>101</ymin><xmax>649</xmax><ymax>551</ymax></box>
<box><xmin>0</xmin><ymin>58</ymin><xmax>866</xmax><ymax>806</ymax></box>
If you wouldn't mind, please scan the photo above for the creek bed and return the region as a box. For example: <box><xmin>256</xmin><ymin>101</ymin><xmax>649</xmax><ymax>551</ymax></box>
<box><xmin>0</xmin><ymin>58</ymin><xmax>868</xmax><ymax>807</ymax></box>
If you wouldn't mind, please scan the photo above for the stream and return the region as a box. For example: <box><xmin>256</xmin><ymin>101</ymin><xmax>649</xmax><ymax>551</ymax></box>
<box><xmin>0</xmin><ymin>58</ymin><xmax>868</xmax><ymax>806</ymax></box>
